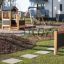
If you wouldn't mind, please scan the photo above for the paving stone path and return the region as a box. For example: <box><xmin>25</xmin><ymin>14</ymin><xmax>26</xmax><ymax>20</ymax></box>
<box><xmin>21</xmin><ymin>54</ymin><xmax>38</xmax><ymax>59</ymax></box>
<box><xmin>1</xmin><ymin>47</ymin><xmax>54</xmax><ymax>64</ymax></box>
<box><xmin>35</xmin><ymin>51</ymin><xmax>50</xmax><ymax>54</ymax></box>
<box><xmin>2</xmin><ymin>58</ymin><xmax>22</xmax><ymax>64</ymax></box>
<box><xmin>47</xmin><ymin>48</ymin><xmax>54</xmax><ymax>51</ymax></box>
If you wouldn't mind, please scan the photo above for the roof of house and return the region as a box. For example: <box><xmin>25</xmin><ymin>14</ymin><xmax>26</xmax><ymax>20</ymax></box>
<box><xmin>30</xmin><ymin>0</ymin><xmax>48</xmax><ymax>3</ymax></box>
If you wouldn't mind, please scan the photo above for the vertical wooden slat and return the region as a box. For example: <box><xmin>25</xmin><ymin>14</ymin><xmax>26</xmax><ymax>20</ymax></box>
<box><xmin>2</xmin><ymin>11</ymin><xmax>11</xmax><ymax>30</ymax></box>
<box><xmin>54</xmin><ymin>31</ymin><xmax>58</xmax><ymax>55</ymax></box>
<box><xmin>16</xmin><ymin>13</ymin><xmax>19</xmax><ymax>30</ymax></box>
<box><xmin>2</xmin><ymin>11</ymin><xmax>3</xmax><ymax>29</ymax></box>
<box><xmin>9</xmin><ymin>11</ymin><xmax>11</xmax><ymax>30</ymax></box>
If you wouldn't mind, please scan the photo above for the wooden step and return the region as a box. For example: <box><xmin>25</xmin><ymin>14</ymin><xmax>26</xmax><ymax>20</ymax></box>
<box><xmin>11</xmin><ymin>27</ymin><xmax>18</xmax><ymax>30</ymax></box>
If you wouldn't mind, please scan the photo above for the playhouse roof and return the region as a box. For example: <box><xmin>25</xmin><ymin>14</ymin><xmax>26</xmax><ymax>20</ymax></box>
<box><xmin>2</xmin><ymin>6</ymin><xmax>18</xmax><ymax>11</ymax></box>
<box><xmin>11</xmin><ymin>6</ymin><xmax>18</xmax><ymax>12</ymax></box>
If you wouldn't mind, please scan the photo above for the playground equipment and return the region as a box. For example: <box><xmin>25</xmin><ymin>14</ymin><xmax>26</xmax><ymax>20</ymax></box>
<box><xmin>2</xmin><ymin>11</ymin><xmax>11</xmax><ymax>30</ymax></box>
<box><xmin>2</xmin><ymin>10</ymin><xmax>20</xmax><ymax>30</ymax></box>
<box><xmin>2</xmin><ymin>10</ymin><xmax>35</xmax><ymax>31</ymax></box>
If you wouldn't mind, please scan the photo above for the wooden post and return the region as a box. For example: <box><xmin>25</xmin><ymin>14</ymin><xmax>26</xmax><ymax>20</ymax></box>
<box><xmin>9</xmin><ymin>11</ymin><xmax>11</xmax><ymax>30</ymax></box>
<box><xmin>16</xmin><ymin>14</ymin><xmax>19</xmax><ymax>30</ymax></box>
<box><xmin>2</xmin><ymin>11</ymin><xmax>11</xmax><ymax>30</ymax></box>
<box><xmin>2</xmin><ymin>11</ymin><xmax>3</xmax><ymax>29</ymax></box>
<box><xmin>54</xmin><ymin>31</ymin><xmax>58</xmax><ymax>55</ymax></box>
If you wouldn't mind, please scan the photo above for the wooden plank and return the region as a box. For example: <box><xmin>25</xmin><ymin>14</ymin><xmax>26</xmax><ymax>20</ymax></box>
<box><xmin>54</xmin><ymin>31</ymin><xmax>58</xmax><ymax>55</ymax></box>
<box><xmin>16</xmin><ymin>14</ymin><xmax>19</xmax><ymax>30</ymax></box>
<box><xmin>2</xmin><ymin>11</ymin><xmax>3</xmax><ymax>29</ymax></box>
<box><xmin>2</xmin><ymin>11</ymin><xmax>11</xmax><ymax>30</ymax></box>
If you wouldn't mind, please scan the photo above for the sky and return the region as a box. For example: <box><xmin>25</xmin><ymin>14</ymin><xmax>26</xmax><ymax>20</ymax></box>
<box><xmin>16</xmin><ymin>0</ymin><xmax>30</xmax><ymax>12</ymax></box>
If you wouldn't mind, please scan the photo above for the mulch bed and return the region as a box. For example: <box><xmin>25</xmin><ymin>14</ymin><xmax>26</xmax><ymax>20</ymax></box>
<box><xmin>0</xmin><ymin>34</ymin><xmax>36</xmax><ymax>54</ymax></box>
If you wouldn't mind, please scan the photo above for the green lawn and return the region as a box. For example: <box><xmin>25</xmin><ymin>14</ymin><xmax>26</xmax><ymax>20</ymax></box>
<box><xmin>0</xmin><ymin>40</ymin><xmax>64</xmax><ymax>64</ymax></box>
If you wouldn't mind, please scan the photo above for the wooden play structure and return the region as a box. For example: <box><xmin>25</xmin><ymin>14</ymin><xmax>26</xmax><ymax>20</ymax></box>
<box><xmin>1</xmin><ymin>6</ymin><xmax>36</xmax><ymax>31</ymax></box>
<box><xmin>2</xmin><ymin>10</ymin><xmax>20</xmax><ymax>30</ymax></box>
<box><xmin>2</xmin><ymin>10</ymin><xmax>35</xmax><ymax>31</ymax></box>
<box><xmin>1</xmin><ymin>6</ymin><xmax>21</xmax><ymax>30</ymax></box>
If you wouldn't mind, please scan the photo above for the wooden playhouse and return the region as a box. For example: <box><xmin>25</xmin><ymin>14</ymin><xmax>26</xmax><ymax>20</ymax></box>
<box><xmin>2</xmin><ymin>6</ymin><xmax>20</xmax><ymax>30</ymax></box>
<box><xmin>2</xmin><ymin>6</ymin><xmax>35</xmax><ymax>31</ymax></box>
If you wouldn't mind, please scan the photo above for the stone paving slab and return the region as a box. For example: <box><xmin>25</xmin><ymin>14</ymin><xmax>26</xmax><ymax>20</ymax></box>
<box><xmin>2</xmin><ymin>58</ymin><xmax>22</xmax><ymax>64</ymax></box>
<box><xmin>35</xmin><ymin>51</ymin><xmax>50</xmax><ymax>54</ymax></box>
<box><xmin>47</xmin><ymin>48</ymin><xmax>54</xmax><ymax>51</ymax></box>
<box><xmin>21</xmin><ymin>54</ymin><xmax>38</xmax><ymax>59</ymax></box>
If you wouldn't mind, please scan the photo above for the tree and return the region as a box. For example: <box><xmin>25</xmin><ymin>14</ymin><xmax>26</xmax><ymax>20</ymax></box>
<box><xmin>0</xmin><ymin>0</ymin><xmax>4</xmax><ymax>8</ymax></box>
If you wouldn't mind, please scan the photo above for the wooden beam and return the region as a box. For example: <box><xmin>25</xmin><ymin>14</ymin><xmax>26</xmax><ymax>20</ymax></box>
<box><xmin>16</xmin><ymin>14</ymin><xmax>19</xmax><ymax>30</ymax></box>
<box><xmin>2</xmin><ymin>11</ymin><xmax>11</xmax><ymax>30</ymax></box>
<box><xmin>2</xmin><ymin>11</ymin><xmax>3</xmax><ymax>29</ymax></box>
<box><xmin>9</xmin><ymin>11</ymin><xmax>11</xmax><ymax>30</ymax></box>
<box><xmin>54</xmin><ymin>31</ymin><xmax>58</xmax><ymax>55</ymax></box>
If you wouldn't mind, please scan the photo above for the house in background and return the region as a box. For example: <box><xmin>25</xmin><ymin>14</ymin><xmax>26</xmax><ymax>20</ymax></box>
<box><xmin>29</xmin><ymin>0</ymin><xmax>64</xmax><ymax>21</ymax></box>
<box><xmin>1</xmin><ymin>0</ymin><xmax>64</xmax><ymax>21</ymax></box>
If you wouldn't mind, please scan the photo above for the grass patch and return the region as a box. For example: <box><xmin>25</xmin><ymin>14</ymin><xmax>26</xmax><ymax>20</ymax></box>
<box><xmin>0</xmin><ymin>40</ymin><xmax>64</xmax><ymax>64</ymax></box>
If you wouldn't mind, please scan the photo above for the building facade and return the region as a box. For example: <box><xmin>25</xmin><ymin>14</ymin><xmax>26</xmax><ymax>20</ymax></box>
<box><xmin>2</xmin><ymin>0</ymin><xmax>64</xmax><ymax>21</ymax></box>
<box><xmin>29</xmin><ymin>0</ymin><xmax>64</xmax><ymax>21</ymax></box>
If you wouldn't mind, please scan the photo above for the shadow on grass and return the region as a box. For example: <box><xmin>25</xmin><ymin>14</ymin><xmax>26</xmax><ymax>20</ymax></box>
<box><xmin>32</xmin><ymin>48</ymin><xmax>53</xmax><ymax>52</ymax></box>
<box><xmin>55</xmin><ymin>48</ymin><xmax>64</xmax><ymax>56</ymax></box>
<box><xmin>36</xmin><ymin>45</ymin><xmax>53</xmax><ymax>48</ymax></box>
<box><xmin>32</xmin><ymin>45</ymin><xmax>54</xmax><ymax>51</ymax></box>
<box><xmin>59</xmin><ymin>50</ymin><xmax>64</xmax><ymax>54</ymax></box>
<box><xmin>57</xmin><ymin>53</ymin><xmax>64</xmax><ymax>56</ymax></box>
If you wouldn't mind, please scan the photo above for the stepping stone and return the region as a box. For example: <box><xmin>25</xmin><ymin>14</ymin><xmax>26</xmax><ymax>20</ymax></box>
<box><xmin>21</xmin><ymin>54</ymin><xmax>38</xmax><ymax>59</ymax></box>
<box><xmin>35</xmin><ymin>51</ymin><xmax>50</xmax><ymax>54</ymax></box>
<box><xmin>47</xmin><ymin>48</ymin><xmax>54</xmax><ymax>51</ymax></box>
<box><xmin>2</xmin><ymin>58</ymin><xmax>22</xmax><ymax>64</ymax></box>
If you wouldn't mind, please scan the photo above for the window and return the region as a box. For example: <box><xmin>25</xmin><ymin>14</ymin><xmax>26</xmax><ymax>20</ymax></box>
<box><xmin>37</xmin><ymin>4</ymin><xmax>39</xmax><ymax>9</ymax></box>
<box><xmin>60</xmin><ymin>4</ymin><xmax>62</xmax><ymax>11</ymax></box>
<box><xmin>37</xmin><ymin>4</ymin><xmax>44</xmax><ymax>10</ymax></box>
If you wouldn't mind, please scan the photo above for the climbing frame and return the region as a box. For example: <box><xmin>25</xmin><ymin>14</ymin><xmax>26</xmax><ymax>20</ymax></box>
<box><xmin>2</xmin><ymin>11</ymin><xmax>20</xmax><ymax>30</ymax></box>
<box><xmin>2</xmin><ymin>11</ymin><xmax>11</xmax><ymax>30</ymax></box>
